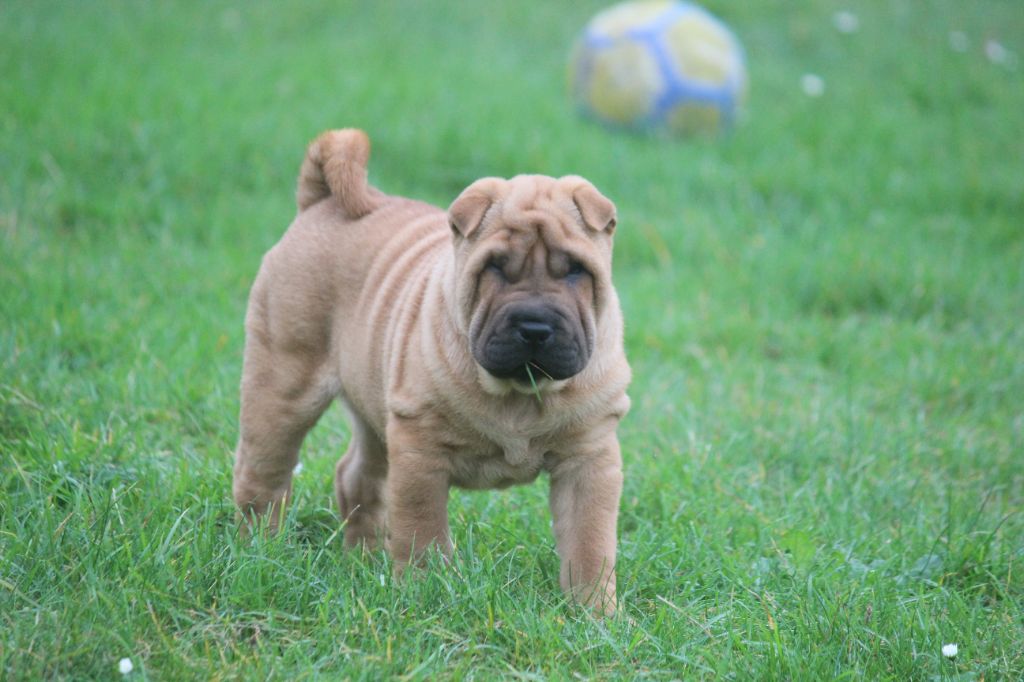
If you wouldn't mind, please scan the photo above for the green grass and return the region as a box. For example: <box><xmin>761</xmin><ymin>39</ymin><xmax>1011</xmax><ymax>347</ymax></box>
<box><xmin>2</xmin><ymin>0</ymin><xmax>1022</xmax><ymax>678</ymax></box>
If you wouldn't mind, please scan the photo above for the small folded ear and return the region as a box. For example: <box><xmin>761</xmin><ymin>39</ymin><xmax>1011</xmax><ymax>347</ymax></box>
<box><xmin>449</xmin><ymin>178</ymin><xmax>505</xmax><ymax>238</ymax></box>
<box><xmin>566</xmin><ymin>177</ymin><xmax>617</xmax><ymax>233</ymax></box>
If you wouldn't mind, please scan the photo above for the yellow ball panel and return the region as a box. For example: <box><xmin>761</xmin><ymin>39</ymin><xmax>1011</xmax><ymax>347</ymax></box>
<box><xmin>586</xmin><ymin>40</ymin><xmax>664</xmax><ymax>124</ymax></box>
<box><xmin>666</xmin><ymin>101</ymin><xmax>722</xmax><ymax>134</ymax></box>
<box><xmin>589</xmin><ymin>0</ymin><xmax>675</xmax><ymax>39</ymax></box>
<box><xmin>662</xmin><ymin>14</ymin><xmax>738</xmax><ymax>86</ymax></box>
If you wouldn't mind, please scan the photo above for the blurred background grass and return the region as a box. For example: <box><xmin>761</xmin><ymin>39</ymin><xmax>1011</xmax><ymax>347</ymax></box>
<box><xmin>1</xmin><ymin>1</ymin><xmax>1022</xmax><ymax>679</ymax></box>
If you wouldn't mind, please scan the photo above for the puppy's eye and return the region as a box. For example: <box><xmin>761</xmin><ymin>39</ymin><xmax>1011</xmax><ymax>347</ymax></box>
<box><xmin>485</xmin><ymin>257</ymin><xmax>508</xmax><ymax>278</ymax></box>
<box><xmin>566</xmin><ymin>260</ymin><xmax>587</xmax><ymax>277</ymax></box>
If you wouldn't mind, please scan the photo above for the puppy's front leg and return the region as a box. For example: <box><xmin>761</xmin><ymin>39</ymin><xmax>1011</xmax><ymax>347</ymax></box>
<box><xmin>549</xmin><ymin>436</ymin><xmax>624</xmax><ymax>616</ymax></box>
<box><xmin>385</xmin><ymin>420</ymin><xmax>453</xmax><ymax>573</ymax></box>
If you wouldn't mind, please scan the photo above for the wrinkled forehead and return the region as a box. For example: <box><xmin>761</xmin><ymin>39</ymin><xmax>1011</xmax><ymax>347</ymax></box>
<box><xmin>483</xmin><ymin>176</ymin><xmax>586</xmax><ymax>250</ymax></box>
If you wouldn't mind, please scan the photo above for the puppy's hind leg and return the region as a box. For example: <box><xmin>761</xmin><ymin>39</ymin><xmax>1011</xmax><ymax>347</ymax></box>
<box><xmin>233</xmin><ymin>337</ymin><xmax>336</xmax><ymax>535</ymax></box>
<box><xmin>335</xmin><ymin>408</ymin><xmax>387</xmax><ymax>550</ymax></box>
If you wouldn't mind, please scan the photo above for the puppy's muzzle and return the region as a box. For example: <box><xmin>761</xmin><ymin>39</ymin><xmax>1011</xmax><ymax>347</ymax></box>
<box><xmin>475</xmin><ymin>305</ymin><xmax>589</xmax><ymax>383</ymax></box>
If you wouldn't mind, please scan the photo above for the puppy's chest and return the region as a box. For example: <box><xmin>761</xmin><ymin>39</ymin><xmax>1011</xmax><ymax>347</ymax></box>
<box><xmin>446</xmin><ymin>432</ymin><xmax>553</xmax><ymax>490</ymax></box>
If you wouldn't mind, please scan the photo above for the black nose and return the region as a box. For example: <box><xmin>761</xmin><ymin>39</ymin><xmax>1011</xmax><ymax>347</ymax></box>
<box><xmin>516</xmin><ymin>320</ymin><xmax>553</xmax><ymax>347</ymax></box>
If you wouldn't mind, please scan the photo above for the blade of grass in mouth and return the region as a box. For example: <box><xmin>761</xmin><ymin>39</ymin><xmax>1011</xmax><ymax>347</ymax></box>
<box><xmin>524</xmin><ymin>363</ymin><xmax>543</xmax><ymax>403</ymax></box>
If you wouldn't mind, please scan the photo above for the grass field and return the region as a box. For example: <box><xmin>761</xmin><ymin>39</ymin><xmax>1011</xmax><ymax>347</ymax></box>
<box><xmin>2</xmin><ymin>1</ymin><xmax>1022</xmax><ymax>679</ymax></box>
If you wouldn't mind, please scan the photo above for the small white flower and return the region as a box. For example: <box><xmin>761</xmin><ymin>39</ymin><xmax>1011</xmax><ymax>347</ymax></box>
<box><xmin>293</xmin><ymin>462</ymin><xmax>304</xmax><ymax>475</ymax></box>
<box><xmin>832</xmin><ymin>11</ymin><xmax>859</xmax><ymax>34</ymax></box>
<box><xmin>949</xmin><ymin>31</ymin><xmax>969</xmax><ymax>53</ymax></box>
<box><xmin>379</xmin><ymin>573</ymin><xmax>386</xmax><ymax>586</ymax></box>
<box><xmin>985</xmin><ymin>40</ymin><xmax>1010</xmax><ymax>65</ymax></box>
<box><xmin>118</xmin><ymin>658</ymin><xmax>134</xmax><ymax>675</ymax></box>
<box><xmin>801</xmin><ymin>74</ymin><xmax>825</xmax><ymax>97</ymax></box>
<box><xmin>942</xmin><ymin>643</ymin><xmax>958</xmax><ymax>658</ymax></box>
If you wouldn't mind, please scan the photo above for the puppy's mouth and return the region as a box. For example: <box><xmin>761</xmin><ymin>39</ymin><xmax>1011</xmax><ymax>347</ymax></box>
<box><xmin>491</xmin><ymin>362</ymin><xmax>553</xmax><ymax>384</ymax></box>
<box><xmin>478</xmin><ymin>350</ymin><xmax>586</xmax><ymax>383</ymax></box>
<box><xmin>476</xmin><ymin>364</ymin><xmax>569</xmax><ymax>397</ymax></box>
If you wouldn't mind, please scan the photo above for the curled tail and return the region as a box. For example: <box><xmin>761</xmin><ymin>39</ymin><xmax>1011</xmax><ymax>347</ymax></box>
<box><xmin>296</xmin><ymin>128</ymin><xmax>383</xmax><ymax>217</ymax></box>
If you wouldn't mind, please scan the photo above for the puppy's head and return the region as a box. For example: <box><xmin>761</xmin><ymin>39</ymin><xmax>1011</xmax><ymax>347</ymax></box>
<box><xmin>448</xmin><ymin>175</ymin><xmax>617</xmax><ymax>394</ymax></box>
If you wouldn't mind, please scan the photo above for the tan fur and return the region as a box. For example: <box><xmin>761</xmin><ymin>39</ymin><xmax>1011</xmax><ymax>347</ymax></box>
<box><xmin>233</xmin><ymin>129</ymin><xmax>630</xmax><ymax>614</ymax></box>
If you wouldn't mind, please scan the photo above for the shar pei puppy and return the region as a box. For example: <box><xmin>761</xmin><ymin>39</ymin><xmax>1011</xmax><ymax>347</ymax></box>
<box><xmin>232</xmin><ymin>129</ymin><xmax>630</xmax><ymax>613</ymax></box>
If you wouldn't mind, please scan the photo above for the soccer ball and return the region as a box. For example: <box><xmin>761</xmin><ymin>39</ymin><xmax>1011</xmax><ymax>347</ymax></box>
<box><xmin>568</xmin><ymin>0</ymin><xmax>747</xmax><ymax>134</ymax></box>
